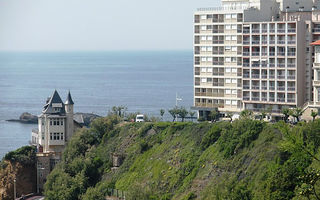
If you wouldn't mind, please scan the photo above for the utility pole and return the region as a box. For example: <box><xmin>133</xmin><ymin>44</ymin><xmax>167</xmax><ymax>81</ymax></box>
<box><xmin>13</xmin><ymin>178</ymin><xmax>16</xmax><ymax>200</ymax></box>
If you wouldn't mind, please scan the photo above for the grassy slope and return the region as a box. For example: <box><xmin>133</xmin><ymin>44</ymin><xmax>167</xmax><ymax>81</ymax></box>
<box><xmin>44</xmin><ymin>117</ymin><xmax>320</xmax><ymax>200</ymax></box>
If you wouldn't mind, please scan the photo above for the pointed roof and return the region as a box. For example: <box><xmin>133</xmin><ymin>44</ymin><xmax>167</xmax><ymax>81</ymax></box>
<box><xmin>42</xmin><ymin>90</ymin><xmax>65</xmax><ymax>114</ymax></box>
<box><xmin>65</xmin><ymin>91</ymin><xmax>74</xmax><ymax>105</ymax></box>
<box><xmin>311</xmin><ymin>40</ymin><xmax>320</xmax><ymax>45</ymax></box>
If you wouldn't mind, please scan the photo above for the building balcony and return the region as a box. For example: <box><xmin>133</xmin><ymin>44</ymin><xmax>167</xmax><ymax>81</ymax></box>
<box><xmin>277</xmin><ymin>98</ymin><xmax>285</xmax><ymax>102</ymax></box>
<box><xmin>243</xmin><ymin>41</ymin><xmax>250</xmax><ymax>45</ymax></box>
<box><xmin>212</xmin><ymin>40</ymin><xmax>225</xmax><ymax>44</ymax></box>
<box><xmin>243</xmin><ymin>29</ymin><xmax>250</xmax><ymax>34</ymax></box>
<box><xmin>252</xmin><ymin>41</ymin><xmax>260</xmax><ymax>45</ymax></box>
<box><xmin>261</xmin><ymin>86</ymin><xmax>268</xmax><ymax>90</ymax></box>
<box><xmin>278</xmin><ymin>52</ymin><xmax>285</xmax><ymax>56</ymax></box>
<box><xmin>287</xmin><ymin>52</ymin><xmax>296</xmax><ymax>56</ymax></box>
<box><xmin>278</xmin><ymin>40</ymin><xmax>285</xmax><ymax>44</ymax></box>
<box><xmin>252</xmin><ymin>86</ymin><xmax>260</xmax><ymax>90</ymax></box>
<box><xmin>269</xmin><ymin>86</ymin><xmax>275</xmax><ymax>90</ymax></box>
<box><xmin>288</xmin><ymin>28</ymin><xmax>296</xmax><ymax>33</ymax></box>
<box><xmin>314</xmin><ymin>63</ymin><xmax>320</xmax><ymax>68</ymax></box>
<box><xmin>252</xmin><ymin>97</ymin><xmax>260</xmax><ymax>101</ymax></box>
<box><xmin>243</xmin><ymin>63</ymin><xmax>250</xmax><ymax>67</ymax></box>
<box><xmin>269</xmin><ymin>52</ymin><xmax>275</xmax><ymax>56</ymax></box>
<box><xmin>261</xmin><ymin>97</ymin><xmax>268</xmax><ymax>101</ymax></box>
<box><xmin>269</xmin><ymin>98</ymin><xmax>275</xmax><ymax>102</ymax></box>
<box><xmin>252</xmin><ymin>63</ymin><xmax>260</xmax><ymax>67</ymax></box>
<box><xmin>313</xmin><ymin>28</ymin><xmax>320</xmax><ymax>33</ymax></box>
<box><xmin>262</xmin><ymin>29</ymin><xmax>268</xmax><ymax>33</ymax></box>
<box><xmin>213</xmin><ymin>82</ymin><xmax>225</xmax><ymax>87</ymax></box>
<box><xmin>314</xmin><ymin>80</ymin><xmax>320</xmax><ymax>86</ymax></box>
<box><xmin>243</xmin><ymin>97</ymin><xmax>250</xmax><ymax>101</ymax></box>
<box><xmin>261</xmin><ymin>52</ymin><xmax>268</xmax><ymax>56</ymax></box>
<box><xmin>252</xmin><ymin>74</ymin><xmax>260</xmax><ymax>79</ymax></box>
<box><xmin>243</xmin><ymin>74</ymin><xmax>250</xmax><ymax>78</ymax></box>
<box><xmin>243</xmin><ymin>85</ymin><xmax>250</xmax><ymax>89</ymax></box>
<box><xmin>269</xmin><ymin>40</ymin><xmax>275</xmax><ymax>44</ymax></box>
<box><xmin>261</xmin><ymin>41</ymin><xmax>268</xmax><ymax>45</ymax></box>
<box><xmin>277</xmin><ymin>64</ymin><xmax>285</xmax><ymax>68</ymax></box>
<box><xmin>269</xmin><ymin>29</ymin><xmax>275</xmax><ymax>33</ymax></box>
<box><xmin>261</xmin><ymin>63</ymin><xmax>268</xmax><ymax>67</ymax></box>
<box><xmin>269</xmin><ymin>63</ymin><xmax>275</xmax><ymax>67</ymax></box>
<box><xmin>288</xmin><ymin>40</ymin><xmax>296</xmax><ymax>44</ymax></box>
<box><xmin>252</xmin><ymin>29</ymin><xmax>260</xmax><ymax>33</ymax></box>
<box><xmin>278</xmin><ymin>87</ymin><xmax>285</xmax><ymax>91</ymax></box>
<box><xmin>243</xmin><ymin>52</ymin><xmax>250</xmax><ymax>56</ymax></box>
<box><xmin>277</xmin><ymin>75</ymin><xmax>285</xmax><ymax>79</ymax></box>
<box><xmin>288</xmin><ymin>64</ymin><xmax>296</xmax><ymax>68</ymax></box>
<box><xmin>261</xmin><ymin>75</ymin><xmax>268</xmax><ymax>79</ymax></box>
<box><xmin>252</xmin><ymin>52</ymin><xmax>260</xmax><ymax>56</ymax></box>
<box><xmin>278</xmin><ymin>29</ymin><xmax>286</xmax><ymax>33</ymax></box>
<box><xmin>288</xmin><ymin>99</ymin><xmax>296</xmax><ymax>103</ymax></box>
<box><xmin>287</xmin><ymin>76</ymin><xmax>296</xmax><ymax>80</ymax></box>
<box><xmin>287</xmin><ymin>87</ymin><xmax>296</xmax><ymax>91</ymax></box>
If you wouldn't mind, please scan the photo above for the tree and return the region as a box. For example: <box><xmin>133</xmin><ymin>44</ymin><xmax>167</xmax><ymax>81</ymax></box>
<box><xmin>226</xmin><ymin>113</ymin><xmax>233</xmax><ymax>122</ymax></box>
<box><xmin>177</xmin><ymin>107</ymin><xmax>188</xmax><ymax>122</ymax></box>
<box><xmin>209</xmin><ymin>108</ymin><xmax>220</xmax><ymax>122</ymax></box>
<box><xmin>160</xmin><ymin>109</ymin><xmax>165</xmax><ymax>121</ymax></box>
<box><xmin>189</xmin><ymin>111</ymin><xmax>196</xmax><ymax>122</ymax></box>
<box><xmin>290</xmin><ymin>107</ymin><xmax>304</xmax><ymax>122</ymax></box>
<box><xmin>111</xmin><ymin>106</ymin><xmax>127</xmax><ymax>117</ymax></box>
<box><xmin>260</xmin><ymin>110</ymin><xmax>267</xmax><ymax>121</ymax></box>
<box><xmin>311</xmin><ymin>110</ymin><xmax>318</xmax><ymax>122</ymax></box>
<box><xmin>240</xmin><ymin>110</ymin><xmax>253</xmax><ymax>119</ymax></box>
<box><xmin>282</xmin><ymin>107</ymin><xmax>290</xmax><ymax>123</ymax></box>
<box><xmin>168</xmin><ymin>107</ymin><xmax>179</xmax><ymax>122</ymax></box>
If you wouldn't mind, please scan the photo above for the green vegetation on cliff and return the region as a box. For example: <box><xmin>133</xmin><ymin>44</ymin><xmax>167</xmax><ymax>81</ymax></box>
<box><xmin>44</xmin><ymin>115</ymin><xmax>320</xmax><ymax>199</ymax></box>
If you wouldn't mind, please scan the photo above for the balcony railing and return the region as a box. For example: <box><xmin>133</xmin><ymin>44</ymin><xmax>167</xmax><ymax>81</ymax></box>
<box><xmin>262</xmin><ymin>41</ymin><xmax>268</xmax><ymax>44</ymax></box>
<box><xmin>269</xmin><ymin>29</ymin><xmax>275</xmax><ymax>33</ymax></box>
<box><xmin>269</xmin><ymin>52</ymin><xmax>275</xmax><ymax>56</ymax></box>
<box><xmin>269</xmin><ymin>75</ymin><xmax>275</xmax><ymax>79</ymax></box>
<box><xmin>269</xmin><ymin>63</ymin><xmax>275</xmax><ymax>67</ymax></box>
<box><xmin>269</xmin><ymin>41</ymin><xmax>275</xmax><ymax>44</ymax></box>
<box><xmin>243</xmin><ymin>52</ymin><xmax>250</xmax><ymax>56</ymax></box>
<box><xmin>288</xmin><ymin>40</ymin><xmax>296</xmax><ymax>44</ymax></box>
<box><xmin>287</xmin><ymin>87</ymin><xmax>296</xmax><ymax>91</ymax></box>
<box><xmin>261</xmin><ymin>52</ymin><xmax>268</xmax><ymax>56</ymax></box>
<box><xmin>288</xmin><ymin>52</ymin><xmax>296</xmax><ymax>56</ymax></box>
<box><xmin>277</xmin><ymin>98</ymin><xmax>285</xmax><ymax>102</ymax></box>
<box><xmin>252</xmin><ymin>97</ymin><xmax>260</xmax><ymax>101</ymax></box>
<box><xmin>243</xmin><ymin>97</ymin><xmax>250</xmax><ymax>101</ymax></box>
<box><xmin>252</xmin><ymin>63</ymin><xmax>260</xmax><ymax>67</ymax></box>
<box><xmin>269</xmin><ymin>86</ymin><xmax>275</xmax><ymax>90</ymax></box>
<box><xmin>278</xmin><ymin>52</ymin><xmax>285</xmax><ymax>56</ymax></box>
<box><xmin>278</xmin><ymin>29</ymin><xmax>286</xmax><ymax>33</ymax></box>
<box><xmin>243</xmin><ymin>63</ymin><xmax>250</xmax><ymax>67</ymax></box>
<box><xmin>261</xmin><ymin>63</ymin><xmax>268</xmax><ymax>67</ymax></box>
<box><xmin>277</xmin><ymin>64</ymin><xmax>285</xmax><ymax>68</ymax></box>
<box><xmin>243</xmin><ymin>85</ymin><xmax>250</xmax><ymax>89</ymax></box>
<box><xmin>262</xmin><ymin>29</ymin><xmax>268</xmax><ymax>33</ymax></box>
<box><xmin>313</xmin><ymin>28</ymin><xmax>320</xmax><ymax>32</ymax></box>
<box><xmin>262</xmin><ymin>98</ymin><xmax>268</xmax><ymax>101</ymax></box>
<box><xmin>243</xmin><ymin>41</ymin><xmax>250</xmax><ymax>45</ymax></box>
<box><xmin>288</xmin><ymin>76</ymin><xmax>296</xmax><ymax>80</ymax></box>
<box><xmin>252</xmin><ymin>29</ymin><xmax>260</xmax><ymax>33</ymax></box>
<box><xmin>288</xmin><ymin>99</ymin><xmax>296</xmax><ymax>103</ymax></box>
<box><xmin>243</xmin><ymin>29</ymin><xmax>250</xmax><ymax>34</ymax></box>
<box><xmin>261</xmin><ymin>75</ymin><xmax>268</xmax><ymax>79</ymax></box>
<box><xmin>277</xmin><ymin>75</ymin><xmax>285</xmax><ymax>79</ymax></box>
<box><xmin>252</xmin><ymin>52</ymin><xmax>260</xmax><ymax>56</ymax></box>
<box><xmin>288</xmin><ymin>28</ymin><xmax>296</xmax><ymax>33</ymax></box>
<box><xmin>243</xmin><ymin>74</ymin><xmax>250</xmax><ymax>78</ymax></box>
<box><xmin>269</xmin><ymin>98</ymin><xmax>275</xmax><ymax>102</ymax></box>
<box><xmin>261</xmin><ymin>86</ymin><xmax>268</xmax><ymax>90</ymax></box>
<box><xmin>278</xmin><ymin>40</ymin><xmax>285</xmax><ymax>44</ymax></box>
<box><xmin>252</xmin><ymin>41</ymin><xmax>260</xmax><ymax>45</ymax></box>
<box><xmin>252</xmin><ymin>86</ymin><xmax>260</xmax><ymax>90</ymax></box>
<box><xmin>252</xmin><ymin>74</ymin><xmax>260</xmax><ymax>78</ymax></box>
<box><xmin>288</xmin><ymin>64</ymin><xmax>296</xmax><ymax>68</ymax></box>
<box><xmin>278</xmin><ymin>87</ymin><xmax>285</xmax><ymax>91</ymax></box>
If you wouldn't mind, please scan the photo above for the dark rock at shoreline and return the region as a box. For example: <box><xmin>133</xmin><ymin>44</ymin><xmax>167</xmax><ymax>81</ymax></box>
<box><xmin>6</xmin><ymin>112</ymin><xmax>38</xmax><ymax>124</ymax></box>
<box><xmin>7</xmin><ymin>112</ymin><xmax>101</xmax><ymax>126</ymax></box>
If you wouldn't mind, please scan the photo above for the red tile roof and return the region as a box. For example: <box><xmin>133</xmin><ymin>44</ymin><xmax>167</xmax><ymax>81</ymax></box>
<box><xmin>311</xmin><ymin>40</ymin><xmax>320</xmax><ymax>45</ymax></box>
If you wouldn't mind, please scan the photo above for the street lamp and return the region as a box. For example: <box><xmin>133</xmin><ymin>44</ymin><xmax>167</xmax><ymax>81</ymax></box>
<box><xmin>13</xmin><ymin>178</ymin><xmax>16</xmax><ymax>200</ymax></box>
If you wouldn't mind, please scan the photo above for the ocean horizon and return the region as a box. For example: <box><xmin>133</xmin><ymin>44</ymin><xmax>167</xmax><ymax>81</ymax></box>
<box><xmin>0</xmin><ymin>51</ymin><xmax>194</xmax><ymax>158</ymax></box>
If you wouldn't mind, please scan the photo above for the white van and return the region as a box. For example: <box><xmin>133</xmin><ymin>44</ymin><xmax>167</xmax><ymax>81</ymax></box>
<box><xmin>136</xmin><ymin>114</ymin><xmax>145</xmax><ymax>122</ymax></box>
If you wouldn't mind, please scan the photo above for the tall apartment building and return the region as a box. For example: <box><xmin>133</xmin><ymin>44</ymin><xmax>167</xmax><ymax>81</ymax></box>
<box><xmin>193</xmin><ymin>0</ymin><xmax>320</xmax><ymax>119</ymax></box>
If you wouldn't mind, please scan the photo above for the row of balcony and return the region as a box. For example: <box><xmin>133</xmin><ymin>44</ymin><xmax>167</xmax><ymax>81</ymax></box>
<box><xmin>242</xmin><ymin>97</ymin><xmax>296</xmax><ymax>103</ymax></box>
<box><xmin>243</xmin><ymin>85</ymin><xmax>295</xmax><ymax>91</ymax></box>
<box><xmin>243</xmin><ymin>63</ymin><xmax>296</xmax><ymax>68</ymax></box>
<box><xmin>243</xmin><ymin>74</ymin><xmax>296</xmax><ymax>79</ymax></box>
<box><xmin>243</xmin><ymin>40</ymin><xmax>296</xmax><ymax>45</ymax></box>
<box><xmin>195</xmin><ymin>92</ymin><xmax>242</xmax><ymax>98</ymax></box>
<box><xmin>243</xmin><ymin>29</ymin><xmax>296</xmax><ymax>34</ymax></box>
<box><xmin>243</xmin><ymin>52</ymin><xmax>296</xmax><ymax>56</ymax></box>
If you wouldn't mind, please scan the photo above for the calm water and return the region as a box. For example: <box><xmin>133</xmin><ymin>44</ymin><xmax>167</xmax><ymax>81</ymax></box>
<box><xmin>0</xmin><ymin>51</ymin><xmax>193</xmax><ymax>158</ymax></box>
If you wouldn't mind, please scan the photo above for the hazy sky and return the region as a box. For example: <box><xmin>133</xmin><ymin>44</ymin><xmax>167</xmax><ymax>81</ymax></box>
<box><xmin>0</xmin><ymin>0</ymin><xmax>220</xmax><ymax>51</ymax></box>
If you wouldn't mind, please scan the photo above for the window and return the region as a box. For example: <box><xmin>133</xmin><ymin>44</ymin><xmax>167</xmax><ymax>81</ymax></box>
<box><xmin>201</xmin><ymin>57</ymin><xmax>206</xmax><ymax>62</ymax></box>
<box><xmin>201</xmin><ymin>25</ymin><xmax>207</xmax><ymax>30</ymax></box>
<box><xmin>57</xmin><ymin>120</ymin><xmax>60</xmax><ymax>126</ymax></box>
<box><xmin>231</xmin><ymin>46</ymin><xmax>237</xmax><ymax>52</ymax></box>
<box><xmin>231</xmin><ymin>36</ymin><xmax>237</xmax><ymax>41</ymax></box>
<box><xmin>57</xmin><ymin>133</ymin><xmax>60</xmax><ymax>140</ymax></box>
<box><xmin>232</xmin><ymin>68</ymin><xmax>237</xmax><ymax>73</ymax></box>
<box><xmin>61</xmin><ymin>120</ymin><xmax>63</xmax><ymax>126</ymax></box>
<box><xmin>226</xmin><ymin>100</ymin><xmax>231</xmax><ymax>105</ymax></box>
<box><xmin>226</xmin><ymin>79</ymin><xmax>231</xmax><ymax>83</ymax></box>
<box><xmin>50</xmin><ymin>133</ymin><xmax>53</xmax><ymax>140</ymax></box>
<box><xmin>201</xmin><ymin>36</ymin><xmax>206</xmax><ymax>41</ymax></box>
<box><xmin>231</xmin><ymin>14</ymin><xmax>237</xmax><ymax>19</ymax></box>
<box><xmin>232</xmin><ymin>79</ymin><xmax>237</xmax><ymax>84</ymax></box>
<box><xmin>226</xmin><ymin>25</ymin><xmax>231</xmax><ymax>30</ymax></box>
<box><xmin>225</xmin><ymin>46</ymin><xmax>231</xmax><ymax>51</ymax></box>
<box><xmin>226</xmin><ymin>68</ymin><xmax>231</xmax><ymax>73</ymax></box>
<box><xmin>201</xmin><ymin>15</ymin><xmax>206</xmax><ymax>20</ymax></box>
<box><xmin>201</xmin><ymin>78</ymin><xmax>207</xmax><ymax>83</ymax></box>
<box><xmin>232</xmin><ymin>100</ymin><xmax>238</xmax><ymax>105</ymax></box>
<box><xmin>226</xmin><ymin>35</ymin><xmax>231</xmax><ymax>40</ymax></box>
<box><xmin>53</xmin><ymin>133</ymin><xmax>57</xmax><ymax>140</ymax></box>
<box><xmin>231</xmin><ymin>25</ymin><xmax>237</xmax><ymax>30</ymax></box>
<box><xmin>225</xmin><ymin>57</ymin><xmax>231</xmax><ymax>62</ymax></box>
<box><xmin>207</xmin><ymin>47</ymin><xmax>213</xmax><ymax>52</ymax></box>
<box><xmin>207</xmin><ymin>68</ymin><xmax>213</xmax><ymax>73</ymax></box>
<box><xmin>53</xmin><ymin>120</ymin><xmax>56</xmax><ymax>126</ymax></box>
<box><xmin>225</xmin><ymin>14</ymin><xmax>231</xmax><ymax>19</ymax></box>
<box><xmin>232</xmin><ymin>90</ymin><xmax>237</xmax><ymax>94</ymax></box>
<box><xmin>201</xmin><ymin>68</ymin><xmax>206</xmax><ymax>72</ymax></box>
<box><xmin>207</xmin><ymin>57</ymin><xmax>213</xmax><ymax>62</ymax></box>
<box><xmin>61</xmin><ymin>133</ymin><xmax>64</xmax><ymax>140</ymax></box>
<box><xmin>42</xmin><ymin>132</ymin><xmax>44</xmax><ymax>140</ymax></box>
<box><xmin>207</xmin><ymin>36</ymin><xmax>213</xmax><ymax>41</ymax></box>
<box><xmin>50</xmin><ymin>120</ymin><xmax>52</xmax><ymax>126</ymax></box>
<box><xmin>201</xmin><ymin>46</ymin><xmax>206</xmax><ymax>51</ymax></box>
<box><xmin>226</xmin><ymin>89</ymin><xmax>231</xmax><ymax>94</ymax></box>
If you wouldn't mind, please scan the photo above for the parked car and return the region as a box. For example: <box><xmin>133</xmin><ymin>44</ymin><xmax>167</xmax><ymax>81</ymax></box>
<box><xmin>136</xmin><ymin>114</ymin><xmax>145</xmax><ymax>122</ymax></box>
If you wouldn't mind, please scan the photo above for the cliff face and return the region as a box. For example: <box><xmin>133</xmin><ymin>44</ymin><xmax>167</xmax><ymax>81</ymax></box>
<box><xmin>43</xmin><ymin>116</ymin><xmax>320</xmax><ymax>200</ymax></box>
<box><xmin>0</xmin><ymin>161</ymin><xmax>36</xmax><ymax>200</ymax></box>
<box><xmin>0</xmin><ymin>146</ymin><xmax>37</xmax><ymax>200</ymax></box>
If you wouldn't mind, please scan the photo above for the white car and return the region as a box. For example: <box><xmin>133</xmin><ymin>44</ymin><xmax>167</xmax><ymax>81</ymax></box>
<box><xmin>136</xmin><ymin>114</ymin><xmax>145</xmax><ymax>122</ymax></box>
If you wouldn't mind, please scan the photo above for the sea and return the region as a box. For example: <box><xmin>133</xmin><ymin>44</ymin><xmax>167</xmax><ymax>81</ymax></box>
<box><xmin>0</xmin><ymin>51</ymin><xmax>193</xmax><ymax>159</ymax></box>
